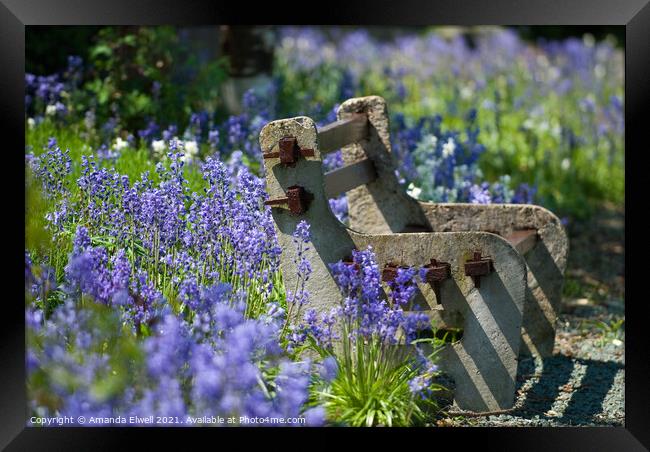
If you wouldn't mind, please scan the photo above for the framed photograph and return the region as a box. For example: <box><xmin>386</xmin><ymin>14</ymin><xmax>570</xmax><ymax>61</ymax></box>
<box><xmin>2</xmin><ymin>0</ymin><xmax>645</xmax><ymax>449</ymax></box>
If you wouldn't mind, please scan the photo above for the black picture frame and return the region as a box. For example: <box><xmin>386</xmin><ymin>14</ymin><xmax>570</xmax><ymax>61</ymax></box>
<box><xmin>2</xmin><ymin>1</ymin><xmax>646</xmax><ymax>449</ymax></box>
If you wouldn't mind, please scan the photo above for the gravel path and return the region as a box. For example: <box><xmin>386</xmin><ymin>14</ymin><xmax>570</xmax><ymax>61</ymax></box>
<box><xmin>435</xmin><ymin>204</ymin><xmax>625</xmax><ymax>427</ymax></box>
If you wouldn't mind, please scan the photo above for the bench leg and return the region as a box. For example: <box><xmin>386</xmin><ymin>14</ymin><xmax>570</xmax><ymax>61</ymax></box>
<box><xmin>417</xmin><ymin>203</ymin><xmax>569</xmax><ymax>358</ymax></box>
<box><xmin>352</xmin><ymin>230</ymin><xmax>528</xmax><ymax>412</ymax></box>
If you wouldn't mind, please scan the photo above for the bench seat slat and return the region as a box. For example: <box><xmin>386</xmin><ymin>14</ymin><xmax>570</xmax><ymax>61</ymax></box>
<box><xmin>324</xmin><ymin>158</ymin><xmax>377</xmax><ymax>199</ymax></box>
<box><xmin>317</xmin><ymin>113</ymin><xmax>368</xmax><ymax>155</ymax></box>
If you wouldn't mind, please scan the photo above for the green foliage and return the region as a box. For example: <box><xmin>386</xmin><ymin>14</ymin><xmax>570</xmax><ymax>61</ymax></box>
<box><xmin>579</xmin><ymin>316</ymin><xmax>624</xmax><ymax>347</ymax></box>
<box><xmin>563</xmin><ymin>277</ymin><xmax>585</xmax><ymax>299</ymax></box>
<box><xmin>304</xmin><ymin>328</ymin><xmax>446</xmax><ymax>427</ymax></box>
<box><xmin>25</xmin><ymin>168</ymin><xmax>51</xmax><ymax>257</ymax></box>
<box><xmin>84</xmin><ymin>27</ymin><xmax>174</xmax><ymax>129</ymax></box>
<box><xmin>59</xmin><ymin>27</ymin><xmax>229</xmax><ymax>132</ymax></box>
<box><xmin>593</xmin><ymin>317</ymin><xmax>625</xmax><ymax>347</ymax></box>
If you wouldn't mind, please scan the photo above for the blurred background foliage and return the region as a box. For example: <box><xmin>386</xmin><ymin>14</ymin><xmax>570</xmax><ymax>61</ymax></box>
<box><xmin>25</xmin><ymin>25</ymin><xmax>624</xmax><ymax>220</ymax></box>
<box><xmin>27</xmin><ymin>26</ymin><xmax>229</xmax><ymax>131</ymax></box>
<box><xmin>26</xmin><ymin>26</ymin><xmax>625</xmax><ymax>75</ymax></box>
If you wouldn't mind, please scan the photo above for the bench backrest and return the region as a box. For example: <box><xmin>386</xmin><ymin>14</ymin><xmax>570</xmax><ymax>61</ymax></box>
<box><xmin>261</xmin><ymin>95</ymin><xmax>431</xmax><ymax>233</ymax></box>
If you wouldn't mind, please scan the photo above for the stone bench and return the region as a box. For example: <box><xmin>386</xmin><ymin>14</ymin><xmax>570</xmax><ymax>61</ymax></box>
<box><xmin>259</xmin><ymin>95</ymin><xmax>568</xmax><ymax>412</ymax></box>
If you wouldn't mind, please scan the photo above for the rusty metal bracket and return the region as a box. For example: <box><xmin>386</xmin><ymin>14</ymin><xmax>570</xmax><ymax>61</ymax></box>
<box><xmin>381</xmin><ymin>262</ymin><xmax>409</xmax><ymax>283</ymax></box>
<box><xmin>464</xmin><ymin>251</ymin><xmax>494</xmax><ymax>288</ymax></box>
<box><xmin>341</xmin><ymin>249</ymin><xmax>360</xmax><ymax>270</ymax></box>
<box><xmin>422</xmin><ymin>259</ymin><xmax>451</xmax><ymax>283</ymax></box>
<box><xmin>422</xmin><ymin>258</ymin><xmax>451</xmax><ymax>302</ymax></box>
<box><xmin>264</xmin><ymin>185</ymin><xmax>313</xmax><ymax>215</ymax></box>
<box><xmin>263</xmin><ymin>136</ymin><xmax>315</xmax><ymax>166</ymax></box>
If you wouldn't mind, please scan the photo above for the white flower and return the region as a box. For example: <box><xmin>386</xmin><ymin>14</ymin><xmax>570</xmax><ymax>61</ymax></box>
<box><xmin>152</xmin><ymin>139</ymin><xmax>166</xmax><ymax>155</ymax></box>
<box><xmin>460</xmin><ymin>85</ymin><xmax>474</xmax><ymax>100</ymax></box>
<box><xmin>180</xmin><ymin>140</ymin><xmax>199</xmax><ymax>163</ymax></box>
<box><xmin>114</xmin><ymin>137</ymin><xmax>128</xmax><ymax>151</ymax></box>
<box><xmin>27</xmin><ymin>117</ymin><xmax>35</xmax><ymax>129</ymax></box>
<box><xmin>442</xmin><ymin>137</ymin><xmax>456</xmax><ymax>158</ymax></box>
<box><xmin>322</xmin><ymin>45</ymin><xmax>336</xmax><ymax>62</ymax></box>
<box><xmin>407</xmin><ymin>183</ymin><xmax>422</xmax><ymax>199</ymax></box>
<box><xmin>429</xmin><ymin>135</ymin><xmax>438</xmax><ymax>149</ymax></box>
<box><xmin>184</xmin><ymin>140</ymin><xmax>199</xmax><ymax>157</ymax></box>
<box><xmin>177</xmin><ymin>140</ymin><xmax>200</xmax><ymax>163</ymax></box>
<box><xmin>561</xmin><ymin>158</ymin><xmax>570</xmax><ymax>170</ymax></box>
<box><xmin>45</xmin><ymin>104</ymin><xmax>57</xmax><ymax>116</ymax></box>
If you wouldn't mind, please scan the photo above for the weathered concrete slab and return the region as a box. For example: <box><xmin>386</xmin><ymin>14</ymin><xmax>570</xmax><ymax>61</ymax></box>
<box><xmin>338</xmin><ymin>96</ymin><xmax>569</xmax><ymax>359</ymax></box>
<box><xmin>260</xmin><ymin>117</ymin><xmax>358</xmax><ymax>320</ymax></box>
<box><xmin>419</xmin><ymin>203</ymin><xmax>568</xmax><ymax>358</ymax></box>
<box><xmin>338</xmin><ymin>96</ymin><xmax>431</xmax><ymax>234</ymax></box>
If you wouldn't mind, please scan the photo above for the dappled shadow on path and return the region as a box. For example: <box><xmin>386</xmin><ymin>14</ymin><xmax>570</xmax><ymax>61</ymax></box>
<box><xmin>511</xmin><ymin>355</ymin><xmax>623</xmax><ymax>425</ymax></box>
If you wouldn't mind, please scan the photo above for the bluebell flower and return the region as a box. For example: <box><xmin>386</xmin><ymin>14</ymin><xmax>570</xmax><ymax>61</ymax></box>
<box><xmin>469</xmin><ymin>183</ymin><xmax>492</xmax><ymax>204</ymax></box>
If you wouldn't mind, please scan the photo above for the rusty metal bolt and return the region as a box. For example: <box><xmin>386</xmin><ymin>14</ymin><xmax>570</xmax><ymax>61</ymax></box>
<box><xmin>263</xmin><ymin>137</ymin><xmax>315</xmax><ymax>166</ymax></box>
<box><xmin>279</xmin><ymin>137</ymin><xmax>299</xmax><ymax>165</ymax></box>
<box><xmin>382</xmin><ymin>263</ymin><xmax>398</xmax><ymax>282</ymax></box>
<box><xmin>381</xmin><ymin>263</ymin><xmax>411</xmax><ymax>283</ymax></box>
<box><xmin>286</xmin><ymin>185</ymin><xmax>311</xmax><ymax>214</ymax></box>
<box><xmin>342</xmin><ymin>252</ymin><xmax>360</xmax><ymax>271</ymax></box>
<box><xmin>464</xmin><ymin>251</ymin><xmax>494</xmax><ymax>288</ymax></box>
<box><xmin>263</xmin><ymin>185</ymin><xmax>313</xmax><ymax>215</ymax></box>
<box><xmin>422</xmin><ymin>258</ymin><xmax>451</xmax><ymax>304</ymax></box>
<box><xmin>422</xmin><ymin>259</ymin><xmax>451</xmax><ymax>283</ymax></box>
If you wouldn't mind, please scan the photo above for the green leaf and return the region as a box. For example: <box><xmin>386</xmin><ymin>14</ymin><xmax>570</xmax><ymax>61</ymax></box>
<box><xmin>122</xmin><ymin>34</ymin><xmax>137</xmax><ymax>46</ymax></box>
<box><xmin>90</xmin><ymin>44</ymin><xmax>113</xmax><ymax>59</ymax></box>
